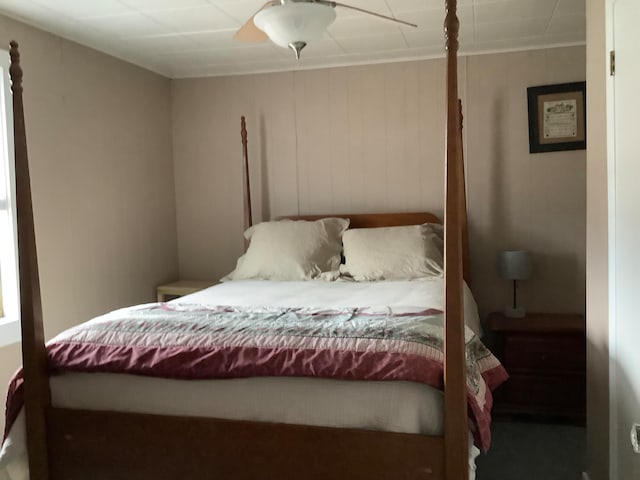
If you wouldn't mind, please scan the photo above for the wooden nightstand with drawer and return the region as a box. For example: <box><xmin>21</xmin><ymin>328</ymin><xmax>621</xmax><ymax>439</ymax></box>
<box><xmin>487</xmin><ymin>312</ymin><xmax>586</xmax><ymax>423</ymax></box>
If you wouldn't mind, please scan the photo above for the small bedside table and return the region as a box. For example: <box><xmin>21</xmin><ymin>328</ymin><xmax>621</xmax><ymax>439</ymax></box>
<box><xmin>156</xmin><ymin>280</ymin><xmax>218</xmax><ymax>302</ymax></box>
<box><xmin>487</xmin><ymin>312</ymin><xmax>586</xmax><ymax>423</ymax></box>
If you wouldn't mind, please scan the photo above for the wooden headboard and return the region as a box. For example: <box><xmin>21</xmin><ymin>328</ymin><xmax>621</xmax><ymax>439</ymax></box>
<box><xmin>279</xmin><ymin>212</ymin><xmax>440</xmax><ymax>229</ymax></box>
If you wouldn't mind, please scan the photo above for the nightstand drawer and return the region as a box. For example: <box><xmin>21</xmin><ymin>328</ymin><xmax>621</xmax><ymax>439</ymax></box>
<box><xmin>500</xmin><ymin>373</ymin><xmax>586</xmax><ymax>408</ymax></box>
<box><xmin>504</xmin><ymin>334</ymin><xmax>585</xmax><ymax>372</ymax></box>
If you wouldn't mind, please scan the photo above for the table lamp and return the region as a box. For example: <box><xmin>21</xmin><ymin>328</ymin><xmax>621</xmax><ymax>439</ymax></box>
<box><xmin>499</xmin><ymin>250</ymin><xmax>533</xmax><ymax>318</ymax></box>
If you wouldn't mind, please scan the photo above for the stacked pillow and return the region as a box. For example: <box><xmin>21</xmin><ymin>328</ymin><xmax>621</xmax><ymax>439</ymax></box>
<box><xmin>225</xmin><ymin>218</ymin><xmax>444</xmax><ymax>282</ymax></box>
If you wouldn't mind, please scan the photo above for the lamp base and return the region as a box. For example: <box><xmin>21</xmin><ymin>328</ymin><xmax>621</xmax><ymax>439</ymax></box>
<box><xmin>503</xmin><ymin>306</ymin><xmax>526</xmax><ymax>318</ymax></box>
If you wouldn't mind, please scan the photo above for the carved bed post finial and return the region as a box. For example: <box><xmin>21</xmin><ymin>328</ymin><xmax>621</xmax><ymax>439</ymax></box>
<box><xmin>241</xmin><ymin>115</ymin><xmax>248</xmax><ymax>145</ymax></box>
<box><xmin>9</xmin><ymin>41</ymin><xmax>23</xmax><ymax>95</ymax></box>
<box><xmin>444</xmin><ymin>0</ymin><xmax>460</xmax><ymax>54</ymax></box>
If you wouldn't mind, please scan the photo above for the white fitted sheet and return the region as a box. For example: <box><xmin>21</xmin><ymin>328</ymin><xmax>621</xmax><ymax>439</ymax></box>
<box><xmin>1</xmin><ymin>279</ymin><xmax>482</xmax><ymax>479</ymax></box>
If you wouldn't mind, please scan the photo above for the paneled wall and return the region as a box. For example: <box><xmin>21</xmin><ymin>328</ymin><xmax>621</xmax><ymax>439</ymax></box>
<box><xmin>0</xmin><ymin>15</ymin><xmax>178</xmax><ymax>435</ymax></box>
<box><xmin>171</xmin><ymin>46</ymin><xmax>586</xmax><ymax>319</ymax></box>
<box><xmin>466</xmin><ymin>47</ymin><xmax>586</xmax><ymax>319</ymax></box>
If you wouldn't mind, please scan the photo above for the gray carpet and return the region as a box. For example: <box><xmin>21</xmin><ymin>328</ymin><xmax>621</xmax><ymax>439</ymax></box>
<box><xmin>476</xmin><ymin>421</ymin><xmax>586</xmax><ymax>480</ymax></box>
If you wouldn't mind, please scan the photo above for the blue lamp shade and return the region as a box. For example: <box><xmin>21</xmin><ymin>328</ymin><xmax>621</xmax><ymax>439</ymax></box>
<box><xmin>499</xmin><ymin>250</ymin><xmax>533</xmax><ymax>281</ymax></box>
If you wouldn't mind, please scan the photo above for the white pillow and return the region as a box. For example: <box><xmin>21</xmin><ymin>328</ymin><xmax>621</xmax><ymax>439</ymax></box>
<box><xmin>226</xmin><ymin>218</ymin><xmax>349</xmax><ymax>281</ymax></box>
<box><xmin>340</xmin><ymin>223</ymin><xmax>443</xmax><ymax>281</ymax></box>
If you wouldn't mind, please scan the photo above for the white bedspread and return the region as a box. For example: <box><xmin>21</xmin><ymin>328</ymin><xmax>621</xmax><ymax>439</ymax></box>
<box><xmin>186</xmin><ymin>279</ymin><xmax>482</xmax><ymax>336</ymax></box>
<box><xmin>1</xmin><ymin>279</ymin><xmax>482</xmax><ymax>479</ymax></box>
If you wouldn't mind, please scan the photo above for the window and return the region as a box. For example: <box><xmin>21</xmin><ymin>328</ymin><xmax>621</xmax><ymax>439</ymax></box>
<box><xmin>0</xmin><ymin>50</ymin><xmax>20</xmax><ymax>347</ymax></box>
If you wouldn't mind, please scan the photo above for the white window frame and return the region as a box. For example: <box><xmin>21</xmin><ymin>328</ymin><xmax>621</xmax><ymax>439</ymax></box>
<box><xmin>0</xmin><ymin>49</ymin><xmax>20</xmax><ymax>347</ymax></box>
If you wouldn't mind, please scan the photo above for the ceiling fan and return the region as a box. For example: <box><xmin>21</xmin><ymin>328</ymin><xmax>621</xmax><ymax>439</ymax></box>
<box><xmin>234</xmin><ymin>0</ymin><xmax>418</xmax><ymax>60</ymax></box>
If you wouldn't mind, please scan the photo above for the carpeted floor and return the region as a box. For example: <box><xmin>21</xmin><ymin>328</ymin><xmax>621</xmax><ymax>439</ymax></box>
<box><xmin>476</xmin><ymin>420</ymin><xmax>586</xmax><ymax>480</ymax></box>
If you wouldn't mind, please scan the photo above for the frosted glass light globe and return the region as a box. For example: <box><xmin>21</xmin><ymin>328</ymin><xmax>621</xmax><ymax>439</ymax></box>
<box><xmin>254</xmin><ymin>2</ymin><xmax>336</xmax><ymax>57</ymax></box>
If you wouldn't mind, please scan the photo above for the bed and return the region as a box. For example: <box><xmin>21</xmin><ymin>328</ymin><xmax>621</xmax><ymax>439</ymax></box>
<box><xmin>2</xmin><ymin>1</ymin><xmax>500</xmax><ymax>479</ymax></box>
<box><xmin>2</xmin><ymin>277</ymin><xmax>500</xmax><ymax>479</ymax></box>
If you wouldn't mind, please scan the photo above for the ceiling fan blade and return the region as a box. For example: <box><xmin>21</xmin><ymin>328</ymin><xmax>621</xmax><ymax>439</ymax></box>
<box><xmin>234</xmin><ymin>1</ymin><xmax>280</xmax><ymax>43</ymax></box>
<box><xmin>326</xmin><ymin>1</ymin><xmax>417</xmax><ymax>28</ymax></box>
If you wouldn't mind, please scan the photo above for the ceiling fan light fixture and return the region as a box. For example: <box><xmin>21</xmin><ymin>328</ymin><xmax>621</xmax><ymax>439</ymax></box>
<box><xmin>254</xmin><ymin>2</ymin><xmax>336</xmax><ymax>57</ymax></box>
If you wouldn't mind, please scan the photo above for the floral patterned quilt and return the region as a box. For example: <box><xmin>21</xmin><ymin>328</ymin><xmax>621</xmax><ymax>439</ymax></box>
<box><xmin>4</xmin><ymin>303</ymin><xmax>507</xmax><ymax>451</ymax></box>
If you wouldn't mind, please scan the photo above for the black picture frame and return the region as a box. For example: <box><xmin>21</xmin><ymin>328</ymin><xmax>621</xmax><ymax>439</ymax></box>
<box><xmin>527</xmin><ymin>81</ymin><xmax>586</xmax><ymax>154</ymax></box>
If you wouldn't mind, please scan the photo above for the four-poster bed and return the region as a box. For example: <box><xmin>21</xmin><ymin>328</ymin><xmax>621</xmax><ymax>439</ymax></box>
<box><xmin>1</xmin><ymin>1</ymin><xmax>504</xmax><ymax>479</ymax></box>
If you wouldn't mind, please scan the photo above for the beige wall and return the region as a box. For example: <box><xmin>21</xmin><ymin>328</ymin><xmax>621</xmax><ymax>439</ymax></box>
<box><xmin>585</xmin><ymin>1</ymin><xmax>610</xmax><ymax>479</ymax></box>
<box><xmin>172</xmin><ymin>46</ymin><xmax>586</xmax><ymax>319</ymax></box>
<box><xmin>0</xmin><ymin>16</ymin><xmax>178</xmax><ymax>435</ymax></box>
<box><xmin>467</xmin><ymin>48</ymin><xmax>586</xmax><ymax>319</ymax></box>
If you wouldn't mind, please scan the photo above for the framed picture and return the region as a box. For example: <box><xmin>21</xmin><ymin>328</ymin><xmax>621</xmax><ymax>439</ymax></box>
<box><xmin>527</xmin><ymin>81</ymin><xmax>586</xmax><ymax>153</ymax></box>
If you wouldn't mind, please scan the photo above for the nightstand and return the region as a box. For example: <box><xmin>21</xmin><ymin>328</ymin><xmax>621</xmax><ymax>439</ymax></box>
<box><xmin>487</xmin><ymin>312</ymin><xmax>586</xmax><ymax>423</ymax></box>
<box><xmin>156</xmin><ymin>280</ymin><xmax>218</xmax><ymax>302</ymax></box>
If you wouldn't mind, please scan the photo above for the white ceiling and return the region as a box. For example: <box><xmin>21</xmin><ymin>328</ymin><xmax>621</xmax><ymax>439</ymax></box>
<box><xmin>0</xmin><ymin>0</ymin><xmax>585</xmax><ymax>78</ymax></box>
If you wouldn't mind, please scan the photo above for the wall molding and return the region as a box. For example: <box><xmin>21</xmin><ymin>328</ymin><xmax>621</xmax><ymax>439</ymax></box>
<box><xmin>177</xmin><ymin>42</ymin><xmax>587</xmax><ymax>80</ymax></box>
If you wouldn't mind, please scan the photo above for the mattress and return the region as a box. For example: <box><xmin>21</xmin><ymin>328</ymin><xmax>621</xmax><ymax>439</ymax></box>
<box><xmin>1</xmin><ymin>279</ymin><xmax>483</xmax><ymax>479</ymax></box>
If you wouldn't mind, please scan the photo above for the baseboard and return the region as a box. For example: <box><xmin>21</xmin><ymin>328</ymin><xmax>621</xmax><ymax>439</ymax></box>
<box><xmin>582</xmin><ymin>472</ymin><xmax>591</xmax><ymax>480</ymax></box>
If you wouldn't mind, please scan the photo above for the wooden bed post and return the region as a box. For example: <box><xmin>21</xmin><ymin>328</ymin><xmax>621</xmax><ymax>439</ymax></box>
<box><xmin>240</xmin><ymin>116</ymin><xmax>253</xmax><ymax>236</ymax></box>
<box><xmin>443</xmin><ymin>2</ymin><xmax>469</xmax><ymax>480</ymax></box>
<box><xmin>459</xmin><ymin>99</ymin><xmax>471</xmax><ymax>285</ymax></box>
<box><xmin>9</xmin><ymin>41</ymin><xmax>51</xmax><ymax>480</ymax></box>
